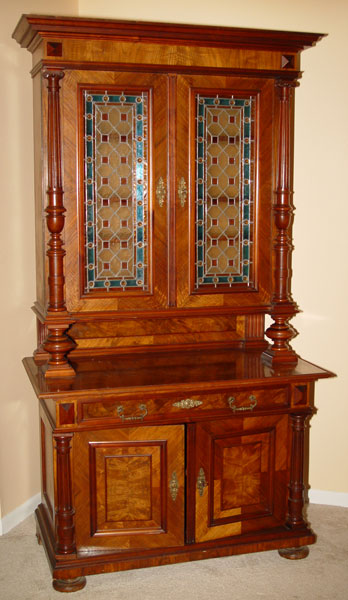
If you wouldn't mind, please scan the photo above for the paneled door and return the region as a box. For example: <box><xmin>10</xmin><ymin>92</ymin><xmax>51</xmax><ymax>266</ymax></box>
<box><xmin>74</xmin><ymin>425</ymin><xmax>185</xmax><ymax>550</ymax></box>
<box><xmin>175</xmin><ymin>75</ymin><xmax>274</xmax><ymax>310</ymax></box>
<box><xmin>194</xmin><ymin>415</ymin><xmax>289</xmax><ymax>542</ymax></box>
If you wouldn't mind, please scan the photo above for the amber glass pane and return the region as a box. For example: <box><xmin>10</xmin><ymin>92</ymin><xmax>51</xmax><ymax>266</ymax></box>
<box><xmin>195</xmin><ymin>94</ymin><xmax>255</xmax><ymax>289</ymax></box>
<box><xmin>83</xmin><ymin>90</ymin><xmax>148</xmax><ymax>292</ymax></box>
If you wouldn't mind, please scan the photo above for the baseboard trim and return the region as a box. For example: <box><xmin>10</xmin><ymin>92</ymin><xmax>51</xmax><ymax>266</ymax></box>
<box><xmin>0</xmin><ymin>493</ymin><xmax>41</xmax><ymax>535</ymax></box>
<box><xmin>309</xmin><ymin>489</ymin><xmax>348</xmax><ymax>508</ymax></box>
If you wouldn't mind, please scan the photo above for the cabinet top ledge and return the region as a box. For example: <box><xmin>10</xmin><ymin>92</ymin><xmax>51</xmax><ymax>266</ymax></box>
<box><xmin>13</xmin><ymin>14</ymin><xmax>326</xmax><ymax>54</ymax></box>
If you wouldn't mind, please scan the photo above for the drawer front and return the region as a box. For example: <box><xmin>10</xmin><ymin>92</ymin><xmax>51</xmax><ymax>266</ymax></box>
<box><xmin>79</xmin><ymin>387</ymin><xmax>289</xmax><ymax>424</ymax></box>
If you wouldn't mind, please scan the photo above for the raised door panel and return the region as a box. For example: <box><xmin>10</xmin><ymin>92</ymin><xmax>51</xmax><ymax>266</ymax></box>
<box><xmin>61</xmin><ymin>70</ymin><xmax>169</xmax><ymax>313</ymax></box>
<box><xmin>176</xmin><ymin>75</ymin><xmax>274</xmax><ymax>309</ymax></box>
<box><xmin>74</xmin><ymin>425</ymin><xmax>184</xmax><ymax>550</ymax></box>
<box><xmin>194</xmin><ymin>415</ymin><xmax>289</xmax><ymax>542</ymax></box>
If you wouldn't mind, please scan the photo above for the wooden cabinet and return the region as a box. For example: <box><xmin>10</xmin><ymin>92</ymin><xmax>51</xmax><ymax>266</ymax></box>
<box><xmin>14</xmin><ymin>15</ymin><xmax>334</xmax><ymax>592</ymax></box>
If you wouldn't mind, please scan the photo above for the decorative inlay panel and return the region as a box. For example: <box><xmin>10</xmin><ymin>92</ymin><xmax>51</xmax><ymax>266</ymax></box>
<box><xmin>195</xmin><ymin>94</ymin><xmax>256</xmax><ymax>289</ymax></box>
<box><xmin>83</xmin><ymin>90</ymin><xmax>149</xmax><ymax>292</ymax></box>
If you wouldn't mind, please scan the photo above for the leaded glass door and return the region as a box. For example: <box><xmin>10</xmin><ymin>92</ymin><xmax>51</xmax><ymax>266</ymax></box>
<box><xmin>176</xmin><ymin>75</ymin><xmax>274</xmax><ymax>310</ymax></box>
<box><xmin>62</xmin><ymin>71</ymin><xmax>169</xmax><ymax>313</ymax></box>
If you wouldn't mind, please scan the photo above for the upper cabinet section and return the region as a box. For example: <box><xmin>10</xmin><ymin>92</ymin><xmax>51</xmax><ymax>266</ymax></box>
<box><xmin>13</xmin><ymin>16</ymin><xmax>325</xmax><ymax>373</ymax></box>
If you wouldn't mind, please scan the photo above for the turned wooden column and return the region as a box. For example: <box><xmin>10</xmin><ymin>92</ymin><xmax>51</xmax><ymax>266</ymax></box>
<box><xmin>42</xmin><ymin>70</ymin><xmax>75</xmax><ymax>378</ymax></box>
<box><xmin>264</xmin><ymin>80</ymin><xmax>299</xmax><ymax>366</ymax></box>
<box><xmin>286</xmin><ymin>411</ymin><xmax>312</xmax><ymax>530</ymax></box>
<box><xmin>53</xmin><ymin>433</ymin><xmax>76</xmax><ymax>554</ymax></box>
<box><xmin>278</xmin><ymin>410</ymin><xmax>312</xmax><ymax>560</ymax></box>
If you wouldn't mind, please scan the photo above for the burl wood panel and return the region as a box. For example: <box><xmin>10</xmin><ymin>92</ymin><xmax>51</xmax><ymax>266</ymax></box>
<box><xmin>195</xmin><ymin>415</ymin><xmax>289</xmax><ymax>542</ymax></box>
<box><xmin>73</xmin><ymin>425</ymin><xmax>185</xmax><ymax>550</ymax></box>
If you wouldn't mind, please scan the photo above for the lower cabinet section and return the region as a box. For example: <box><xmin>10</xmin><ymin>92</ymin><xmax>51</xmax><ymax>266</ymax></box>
<box><xmin>73</xmin><ymin>425</ymin><xmax>185</xmax><ymax>550</ymax></box>
<box><xmin>72</xmin><ymin>415</ymin><xmax>290</xmax><ymax>552</ymax></box>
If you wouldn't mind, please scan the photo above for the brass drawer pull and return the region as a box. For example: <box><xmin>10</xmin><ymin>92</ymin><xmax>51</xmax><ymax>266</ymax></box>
<box><xmin>172</xmin><ymin>399</ymin><xmax>203</xmax><ymax>409</ymax></box>
<box><xmin>228</xmin><ymin>395</ymin><xmax>257</xmax><ymax>412</ymax></box>
<box><xmin>156</xmin><ymin>176</ymin><xmax>166</xmax><ymax>207</ymax></box>
<box><xmin>197</xmin><ymin>467</ymin><xmax>207</xmax><ymax>497</ymax></box>
<box><xmin>178</xmin><ymin>177</ymin><xmax>188</xmax><ymax>207</ymax></box>
<box><xmin>169</xmin><ymin>471</ymin><xmax>179</xmax><ymax>501</ymax></box>
<box><xmin>116</xmin><ymin>403</ymin><xmax>148</xmax><ymax>422</ymax></box>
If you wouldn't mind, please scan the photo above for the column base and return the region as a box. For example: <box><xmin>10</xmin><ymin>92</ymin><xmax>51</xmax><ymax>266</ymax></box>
<box><xmin>278</xmin><ymin>546</ymin><xmax>310</xmax><ymax>560</ymax></box>
<box><xmin>52</xmin><ymin>577</ymin><xmax>87</xmax><ymax>593</ymax></box>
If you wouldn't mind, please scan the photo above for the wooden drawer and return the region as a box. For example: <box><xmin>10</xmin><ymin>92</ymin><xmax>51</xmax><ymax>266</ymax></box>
<box><xmin>79</xmin><ymin>387</ymin><xmax>289</xmax><ymax>424</ymax></box>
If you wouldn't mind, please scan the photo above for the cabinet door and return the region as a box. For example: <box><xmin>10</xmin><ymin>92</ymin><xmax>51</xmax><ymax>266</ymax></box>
<box><xmin>176</xmin><ymin>75</ymin><xmax>274</xmax><ymax>309</ymax></box>
<box><xmin>73</xmin><ymin>425</ymin><xmax>184</xmax><ymax>550</ymax></box>
<box><xmin>194</xmin><ymin>415</ymin><xmax>289</xmax><ymax>543</ymax></box>
<box><xmin>61</xmin><ymin>70</ymin><xmax>169</xmax><ymax>312</ymax></box>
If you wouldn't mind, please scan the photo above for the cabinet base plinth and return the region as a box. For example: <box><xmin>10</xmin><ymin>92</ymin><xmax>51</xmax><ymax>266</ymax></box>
<box><xmin>278</xmin><ymin>546</ymin><xmax>310</xmax><ymax>560</ymax></box>
<box><xmin>53</xmin><ymin>577</ymin><xmax>86</xmax><ymax>593</ymax></box>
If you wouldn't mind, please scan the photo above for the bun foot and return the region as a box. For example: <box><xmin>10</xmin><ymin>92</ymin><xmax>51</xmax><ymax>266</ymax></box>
<box><xmin>52</xmin><ymin>577</ymin><xmax>87</xmax><ymax>593</ymax></box>
<box><xmin>278</xmin><ymin>546</ymin><xmax>310</xmax><ymax>560</ymax></box>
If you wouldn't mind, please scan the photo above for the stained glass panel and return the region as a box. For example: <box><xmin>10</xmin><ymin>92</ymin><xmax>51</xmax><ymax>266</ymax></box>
<box><xmin>195</xmin><ymin>94</ymin><xmax>255</xmax><ymax>289</ymax></box>
<box><xmin>83</xmin><ymin>90</ymin><xmax>148</xmax><ymax>292</ymax></box>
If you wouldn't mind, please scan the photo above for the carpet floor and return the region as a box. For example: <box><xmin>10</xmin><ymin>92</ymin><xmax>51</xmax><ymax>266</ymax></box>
<box><xmin>0</xmin><ymin>504</ymin><xmax>347</xmax><ymax>599</ymax></box>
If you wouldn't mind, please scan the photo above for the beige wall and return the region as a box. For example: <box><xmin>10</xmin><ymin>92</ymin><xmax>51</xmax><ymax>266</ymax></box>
<box><xmin>0</xmin><ymin>0</ymin><xmax>346</xmax><ymax>519</ymax></box>
<box><xmin>0</xmin><ymin>0</ymin><xmax>79</xmax><ymax>518</ymax></box>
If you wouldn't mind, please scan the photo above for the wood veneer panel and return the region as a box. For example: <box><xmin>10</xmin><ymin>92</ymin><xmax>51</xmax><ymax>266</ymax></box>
<box><xmin>73</xmin><ymin>425</ymin><xmax>185</xmax><ymax>550</ymax></box>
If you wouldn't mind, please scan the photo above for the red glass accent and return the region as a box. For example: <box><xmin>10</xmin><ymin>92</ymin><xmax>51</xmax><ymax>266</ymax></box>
<box><xmin>121</xmin><ymin>262</ymin><xmax>127</xmax><ymax>269</ymax></box>
<box><xmin>121</xmin><ymin>157</ymin><xmax>127</xmax><ymax>163</ymax></box>
<box><xmin>102</xmin><ymin>157</ymin><xmax>108</xmax><ymax>163</ymax></box>
<box><xmin>103</xmin><ymin>263</ymin><xmax>109</xmax><ymax>269</ymax></box>
<box><xmin>121</xmin><ymin>177</ymin><xmax>127</xmax><ymax>185</ymax></box>
<box><xmin>103</xmin><ymin>220</ymin><xmax>109</xmax><ymax>227</ymax></box>
<box><xmin>121</xmin><ymin>135</ymin><xmax>127</xmax><ymax>142</ymax></box>
<box><xmin>102</xmin><ymin>114</ymin><xmax>108</xmax><ymax>121</ymax></box>
<box><xmin>102</xmin><ymin>199</ymin><xmax>109</xmax><ymax>206</ymax></box>
<box><xmin>121</xmin><ymin>220</ymin><xmax>128</xmax><ymax>227</ymax></box>
<box><xmin>212</xmin><ymin>219</ymin><xmax>218</xmax><ymax>226</ymax></box>
<box><xmin>102</xmin><ymin>177</ymin><xmax>108</xmax><ymax>184</ymax></box>
<box><xmin>102</xmin><ymin>134</ymin><xmax>108</xmax><ymax>142</ymax></box>
<box><xmin>103</xmin><ymin>241</ymin><xmax>109</xmax><ymax>248</ymax></box>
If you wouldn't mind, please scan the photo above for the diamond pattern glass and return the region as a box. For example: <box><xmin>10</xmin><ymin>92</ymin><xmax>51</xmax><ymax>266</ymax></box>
<box><xmin>83</xmin><ymin>90</ymin><xmax>148</xmax><ymax>292</ymax></box>
<box><xmin>195</xmin><ymin>94</ymin><xmax>255</xmax><ymax>289</ymax></box>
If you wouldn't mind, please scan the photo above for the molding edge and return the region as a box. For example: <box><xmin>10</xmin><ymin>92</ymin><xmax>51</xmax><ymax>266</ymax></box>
<box><xmin>309</xmin><ymin>489</ymin><xmax>348</xmax><ymax>508</ymax></box>
<box><xmin>0</xmin><ymin>493</ymin><xmax>41</xmax><ymax>535</ymax></box>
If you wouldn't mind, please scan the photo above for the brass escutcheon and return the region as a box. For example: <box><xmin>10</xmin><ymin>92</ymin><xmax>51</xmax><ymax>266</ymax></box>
<box><xmin>197</xmin><ymin>467</ymin><xmax>207</xmax><ymax>497</ymax></box>
<box><xmin>169</xmin><ymin>471</ymin><xmax>179</xmax><ymax>501</ymax></box>
<box><xmin>178</xmin><ymin>177</ymin><xmax>188</xmax><ymax>207</ymax></box>
<box><xmin>156</xmin><ymin>177</ymin><xmax>166</xmax><ymax>207</ymax></box>
<box><xmin>172</xmin><ymin>399</ymin><xmax>203</xmax><ymax>409</ymax></box>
